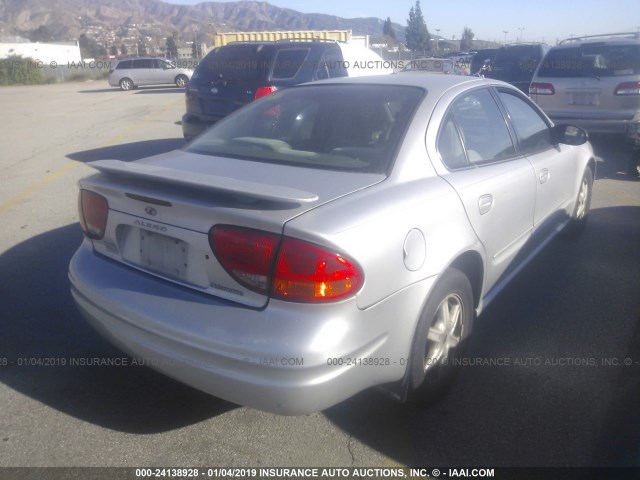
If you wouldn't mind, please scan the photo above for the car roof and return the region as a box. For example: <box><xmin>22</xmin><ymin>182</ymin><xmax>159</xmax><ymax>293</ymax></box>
<box><xmin>556</xmin><ymin>32</ymin><xmax>640</xmax><ymax>48</ymax></box>
<box><xmin>552</xmin><ymin>38</ymin><xmax>640</xmax><ymax>49</ymax></box>
<box><xmin>116</xmin><ymin>56</ymin><xmax>169</xmax><ymax>62</ymax></box>
<box><xmin>307</xmin><ymin>72</ymin><xmax>496</xmax><ymax>96</ymax></box>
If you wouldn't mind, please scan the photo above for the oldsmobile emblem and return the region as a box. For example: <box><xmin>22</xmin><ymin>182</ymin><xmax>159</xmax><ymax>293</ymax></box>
<box><xmin>144</xmin><ymin>206</ymin><xmax>157</xmax><ymax>216</ymax></box>
<box><xmin>211</xmin><ymin>87</ymin><xmax>219</xmax><ymax>94</ymax></box>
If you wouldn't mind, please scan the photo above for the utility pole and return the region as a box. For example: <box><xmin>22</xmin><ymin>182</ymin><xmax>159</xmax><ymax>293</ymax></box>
<box><xmin>435</xmin><ymin>28</ymin><xmax>440</xmax><ymax>55</ymax></box>
<box><xmin>503</xmin><ymin>30</ymin><xmax>508</xmax><ymax>44</ymax></box>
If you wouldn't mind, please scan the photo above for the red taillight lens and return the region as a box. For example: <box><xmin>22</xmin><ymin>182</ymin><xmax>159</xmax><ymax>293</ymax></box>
<box><xmin>209</xmin><ymin>226</ymin><xmax>363</xmax><ymax>302</ymax></box>
<box><xmin>210</xmin><ymin>226</ymin><xmax>281</xmax><ymax>294</ymax></box>
<box><xmin>272</xmin><ymin>238</ymin><xmax>363</xmax><ymax>303</ymax></box>
<box><xmin>529</xmin><ymin>82</ymin><xmax>555</xmax><ymax>95</ymax></box>
<box><xmin>614</xmin><ymin>81</ymin><xmax>640</xmax><ymax>96</ymax></box>
<box><xmin>254</xmin><ymin>86</ymin><xmax>277</xmax><ymax>100</ymax></box>
<box><xmin>78</xmin><ymin>190</ymin><xmax>109</xmax><ymax>240</ymax></box>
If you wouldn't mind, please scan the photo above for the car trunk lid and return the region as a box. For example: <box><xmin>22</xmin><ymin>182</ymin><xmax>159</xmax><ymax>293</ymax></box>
<box><xmin>80</xmin><ymin>150</ymin><xmax>385</xmax><ymax>308</ymax></box>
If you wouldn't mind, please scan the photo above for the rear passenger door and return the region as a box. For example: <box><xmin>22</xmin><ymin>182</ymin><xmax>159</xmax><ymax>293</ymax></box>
<box><xmin>436</xmin><ymin>87</ymin><xmax>537</xmax><ymax>291</ymax></box>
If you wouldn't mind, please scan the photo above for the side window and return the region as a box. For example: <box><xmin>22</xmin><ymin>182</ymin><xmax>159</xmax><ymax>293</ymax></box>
<box><xmin>498</xmin><ymin>90</ymin><xmax>552</xmax><ymax>155</ymax></box>
<box><xmin>153</xmin><ymin>59</ymin><xmax>170</xmax><ymax>69</ymax></box>
<box><xmin>133</xmin><ymin>59</ymin><xmax>152</xmax><ymax>69</ymax></box>
<box><xmin>116</xmin><ymin>60</ymin><xmax>132</xmax><ymax>70</ymax></box>
<box><xmin>272</xmin><ymin>49</ymin><xmax>309</xmax><ymax>79</ymax></box>
<box><xmin>437</xmin><ymin>114</ymin><xmax>468</xmax><ymax>169</ymax></box>
<box><xmin>446</xmin><ymin>88</ymin><xmax>516</xmax><ymax>166</ymax></box>
<box><xmin>315</xmin><ymin>48</ymin><xmax>348</xmax><ymax>80</ymax></box>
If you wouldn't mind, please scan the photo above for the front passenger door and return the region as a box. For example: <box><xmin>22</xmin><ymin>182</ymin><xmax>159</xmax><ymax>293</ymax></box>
<box><xmin>497</xmin><ymin>88</ymin><xmax>579</xmax><ymax>238</ymax></box>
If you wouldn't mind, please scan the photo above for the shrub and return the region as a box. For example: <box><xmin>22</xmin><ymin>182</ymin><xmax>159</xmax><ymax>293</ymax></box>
<box><xmin>0</xmin><ymin>55</ymin><xmax>46</xmax><ymax>85</ymax></box>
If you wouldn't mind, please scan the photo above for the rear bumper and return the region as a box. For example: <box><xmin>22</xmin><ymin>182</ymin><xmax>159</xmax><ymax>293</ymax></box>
<box><xmin>69</xmin><ymin>243</ymin><xmax>433</xmax><ymax>414</ymax></box>
<box><xmin>181</xmin><ymin>113</ymin><xmax>218</xmax><ymax>139</ymax></box>
<box><xmin>546</xmin><ymin>112</ymin><xmax>640</xmax><ymax>147</ymax></box>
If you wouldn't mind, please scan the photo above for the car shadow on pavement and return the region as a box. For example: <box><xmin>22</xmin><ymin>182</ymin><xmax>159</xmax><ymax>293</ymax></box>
<box><xmin>134</xmin><ymin>88</ymin><xmax>187</xmax><ymax>95</ymax></box>
<box><xmin>0</xmin><ymin>224</ymin><xmax>236</xmax><ymax>434</ymax></box>
<box><xmin>324</xmin><ymin>205</ymin><xmax>640</xmax><ymax>467</ymax></box>
<box><xmin>591</xmin><ymin>135</ymin><xmax>639</xmax><ymax>182</ymax></box>
<box><xmin>67</xmin><ymin>138</ymin><xmax>185</xmax><ymax>163</ymax></box>
<box><xmin>77</xmin><ymin>86</ymin><xmax>185</xmax><ymax>94</ymax></box>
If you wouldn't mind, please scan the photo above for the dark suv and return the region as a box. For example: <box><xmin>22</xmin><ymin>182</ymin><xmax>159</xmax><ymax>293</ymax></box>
<box><xmin>484</xmin><ymin>43</ymin><xmax>549</xmax><ymax>93</ymax></box>
<box><xmin>182</xmin><ymin>41</ymin><xmax>390</xmax><ymax>139</ymax></box>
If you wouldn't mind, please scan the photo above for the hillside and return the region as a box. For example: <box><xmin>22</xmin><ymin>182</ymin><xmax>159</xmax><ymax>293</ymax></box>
<box><xmin>0</xmin><ymin>0</ymin><xmax>405</xmax><ymax>42</ymax></box>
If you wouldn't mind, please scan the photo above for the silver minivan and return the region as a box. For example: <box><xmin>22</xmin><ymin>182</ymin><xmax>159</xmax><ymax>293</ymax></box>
<box><xmin>108</xmin><ymin>57</ymin><xmax>194</xmax><ymax>90</ymax></box>
<box><xmin>530</xmin><ymin>33</ymin><xmax>640</xmax><ymax>168</ymax></box>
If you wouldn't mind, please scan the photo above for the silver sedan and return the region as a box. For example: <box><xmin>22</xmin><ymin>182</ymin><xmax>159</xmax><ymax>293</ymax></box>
<box><xmin>69</xmin><ymin>74</ymin><xmax>595</xmax><ymax>414</ymax></box>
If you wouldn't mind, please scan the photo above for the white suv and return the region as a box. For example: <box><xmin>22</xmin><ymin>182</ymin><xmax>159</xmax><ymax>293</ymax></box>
<box><xmin>530</xmin><ymin>32</ymin><xmax>640</xmax><ymax>174</ymax></box>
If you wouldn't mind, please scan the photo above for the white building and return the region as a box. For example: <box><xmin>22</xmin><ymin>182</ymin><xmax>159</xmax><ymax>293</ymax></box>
<box><xmin>0</xmin><ymin>41</ymin><xmax>82</xmax><ymax>64</ymax></box>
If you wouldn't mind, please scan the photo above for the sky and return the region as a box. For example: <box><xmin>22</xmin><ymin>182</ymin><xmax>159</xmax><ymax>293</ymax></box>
<box><xmin>166</xmin><ymin>0</ymin><xmax>640</xmax><ymax>44</ymax></box>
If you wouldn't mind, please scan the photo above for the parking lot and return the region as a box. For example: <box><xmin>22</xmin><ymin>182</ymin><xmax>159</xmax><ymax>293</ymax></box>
<box><xmin>0</xmin><ymin>81</ymin><xmax>639</xmax><ymax>468</ymax></box>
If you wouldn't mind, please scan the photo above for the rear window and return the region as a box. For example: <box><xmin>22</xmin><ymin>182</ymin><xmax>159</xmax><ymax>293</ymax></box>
<box><xmin>185</xmin><ymin>84</ymin><xmax>424</xmax><ymax>174</ymax></box>
<box><xmin>194</xmin><ymin>45</ymin><xmax>272</xmax><ymax>82</ymax></box>
<box><xmin>537</xmin><ymin>44</ymin><xmax>640</xmax><ymax>77</ymax></box>
<box><xmin>271</xmin><ymin>49</ymin><xmax>310</xmax><ymax>79</ymax></box>
<box><xmin>491</xmin><ymin>45</ymin><xmax>544</xmax><ymax>80</ymax></box>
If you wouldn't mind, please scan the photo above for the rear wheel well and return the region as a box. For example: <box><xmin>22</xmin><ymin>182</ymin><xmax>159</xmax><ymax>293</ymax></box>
<box><xmin>449</xmin><ymin>251</ymin><xmax>484</xmax><ymax>310</ymax></box>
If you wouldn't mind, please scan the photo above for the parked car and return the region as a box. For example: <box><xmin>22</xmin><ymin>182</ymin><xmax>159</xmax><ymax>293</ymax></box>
<box><xmin>108</xmin><ymin>57</ymin><xmax>193</xmax><ymax>90</ymax></box>
<box><xmin>70</xmin><ymin>74</ymin><xmax>595</xmax><ymax>415</ymax></box>
<box><xmin>530</xmin><ymin>32</ymin><xmax>640</xmax><ymax>175</ymax></box>
<box><xmin>182</xmin><ymin>40</ymin><xmax>392</xmax><ymax>140</ymax></box>
<box><xmin>401</xmin><ymin>57</ymin><xmax>459</xmax><ymax>74</ymax></box>
<box><xmin>484</xmin><ymin>43</ymin><xmax>549</xmax><ymax>92</ymax></box>
<box><xmin>470</xmin><ymin>48</ymin><xmax>498</xmax><ymax>76</ymax></box>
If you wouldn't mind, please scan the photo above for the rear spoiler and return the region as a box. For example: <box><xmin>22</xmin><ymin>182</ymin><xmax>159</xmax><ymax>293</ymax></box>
<box><xmin>88</xmin><ymin>160</ymin><xmax>319</xmax><ymax>204</ymax></box>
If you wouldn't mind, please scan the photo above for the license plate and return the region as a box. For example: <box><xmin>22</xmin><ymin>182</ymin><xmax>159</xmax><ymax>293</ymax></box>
<box><xmin>570</xmin><ymin>92</ymin><xmax>597</xmax><ymax>106</ymax></box>
<box><xmin>139</xmin><ymin>230</ymin><xmax>189</xmax><ymax>280</ymax></box>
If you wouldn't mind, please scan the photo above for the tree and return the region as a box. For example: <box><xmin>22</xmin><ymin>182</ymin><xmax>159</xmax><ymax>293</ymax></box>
<box><xmin>120</xmin><ymin>44</ymin><xmax>128</xmax><ymax>55</ymax></box>
<box><xmin>109</xmin><ymin>45</ymin><xmax>119</xmax><ymax>56</ymax></box>
<box><xmin>460</xmin><ymin>27</ymin><xmax>475</xmax><ymax>52</ymax></box>
<box><xmin>383</xmin><ymin>17</ymin><xmax>396</xmax><ymax>41</ymax></box>
<box><xmin>78</xmin><ymin>33</ymin><xmax>107</xmax><ymax>59</ymax></box>
<box><xmin>29</xmin><ymin>25</ymin><xmax>53</xmax><ymax>42</ymax></box>
<box><xmin>137</xmin><ymin>39</ymin><xmax>147</xmax><ymax>56</ymax></box>
<box><xmin>166</xmin><ymin>35</ymin><xmax>178</xmax><ymax>59</ymax></box>
<box><xmin>405</xmin><ymin>1</ymin><xmax>430</xmax><ymax>54</ymax></box>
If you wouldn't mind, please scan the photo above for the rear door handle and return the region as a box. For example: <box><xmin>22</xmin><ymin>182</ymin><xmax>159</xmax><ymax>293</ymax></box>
<box><xmin>478</xmin><ymin>194</ymin><xmax>494</xmax><ymax>215</ymax></box>
<box><xmin>539</xmin><ymin>168</ymin><xmax>550</xmax><ymax>184</ymax></box>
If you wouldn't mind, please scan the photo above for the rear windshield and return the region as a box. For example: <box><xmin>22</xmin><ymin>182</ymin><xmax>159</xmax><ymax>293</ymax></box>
<box><xmin>537</xmin><ymin>44</ymin><xmax>640</xmax><ymax>77</ymax></box>
<box><xmin>185</xmin><ymin>84</ymin><xmax>424</xmax><ymax>174</ymax></box>
<box><xmin>194</xmin><ymin>45</ymin><xmax>272</xmax><ymax>82</ymax></box>
<box><xmin>490</xmin><ymin>45</ymin><xmax>544</xmax><ymax>80</ymax></box>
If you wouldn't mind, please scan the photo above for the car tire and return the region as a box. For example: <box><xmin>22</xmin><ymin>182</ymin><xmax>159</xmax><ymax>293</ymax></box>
<box><xmin>175</xmin><ymin>75</ymin><xmax>189</xmax><ymax>87</ymax></box>
<box><xmin>565</xmin><ymin>167</ymin><xmax>593</xmax><ymax>237</ymax></box>
<box><xmin>119</xmin><ymin>78</ymin><xmax>134</xmax><ymax>91</ymax></box>
<box><xmin>407</xmin><ymin>267</ymin><xmax>474</xmax><ymax>404</ymax></box>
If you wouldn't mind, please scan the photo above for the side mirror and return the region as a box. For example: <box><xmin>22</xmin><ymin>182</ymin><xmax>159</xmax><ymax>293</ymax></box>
<box><xmin>551</xmin><ymin>124</ymin><xmax>589</xmax><ymax>146</ymax></box>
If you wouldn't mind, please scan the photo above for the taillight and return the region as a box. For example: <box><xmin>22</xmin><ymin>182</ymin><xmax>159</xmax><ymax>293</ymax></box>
<box><xmin>614</xmin><ymin>81</ymin><xmax>640</xmax><ymax>96</ymax></box>
<box><xmin>529</xmin><ymin>82</ymin><xmax>555</xmax><ymax>95</ymax></box>
<box><xmin>254</xmin><ymin>86</ymin><xmax>277</xmax><ymax>100</ymax></box>
<box><xmin>210</xmin><ymin>226</ymin><xmax>281</xmax><ymax>294</ymax></box>
<box><xmin>272</xmin><ymin>238</ymin><xmax>363</xmax><ymax>303</ymax></box>
<box><xmin>209</xmin><ymin>225</ymin><xmax>363</xmax><ymax>302</ymax></box>
<box><xmin>78</xmin><ymin>190</ymin><xmax>108</xmax><ymax>240</ymax></box>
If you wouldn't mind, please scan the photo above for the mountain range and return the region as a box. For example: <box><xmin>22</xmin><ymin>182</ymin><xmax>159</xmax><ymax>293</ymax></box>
<box><xmin>0</xmin><ymin>0</ymin><xmax>405</xmax><ymax>42</ymax></box>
